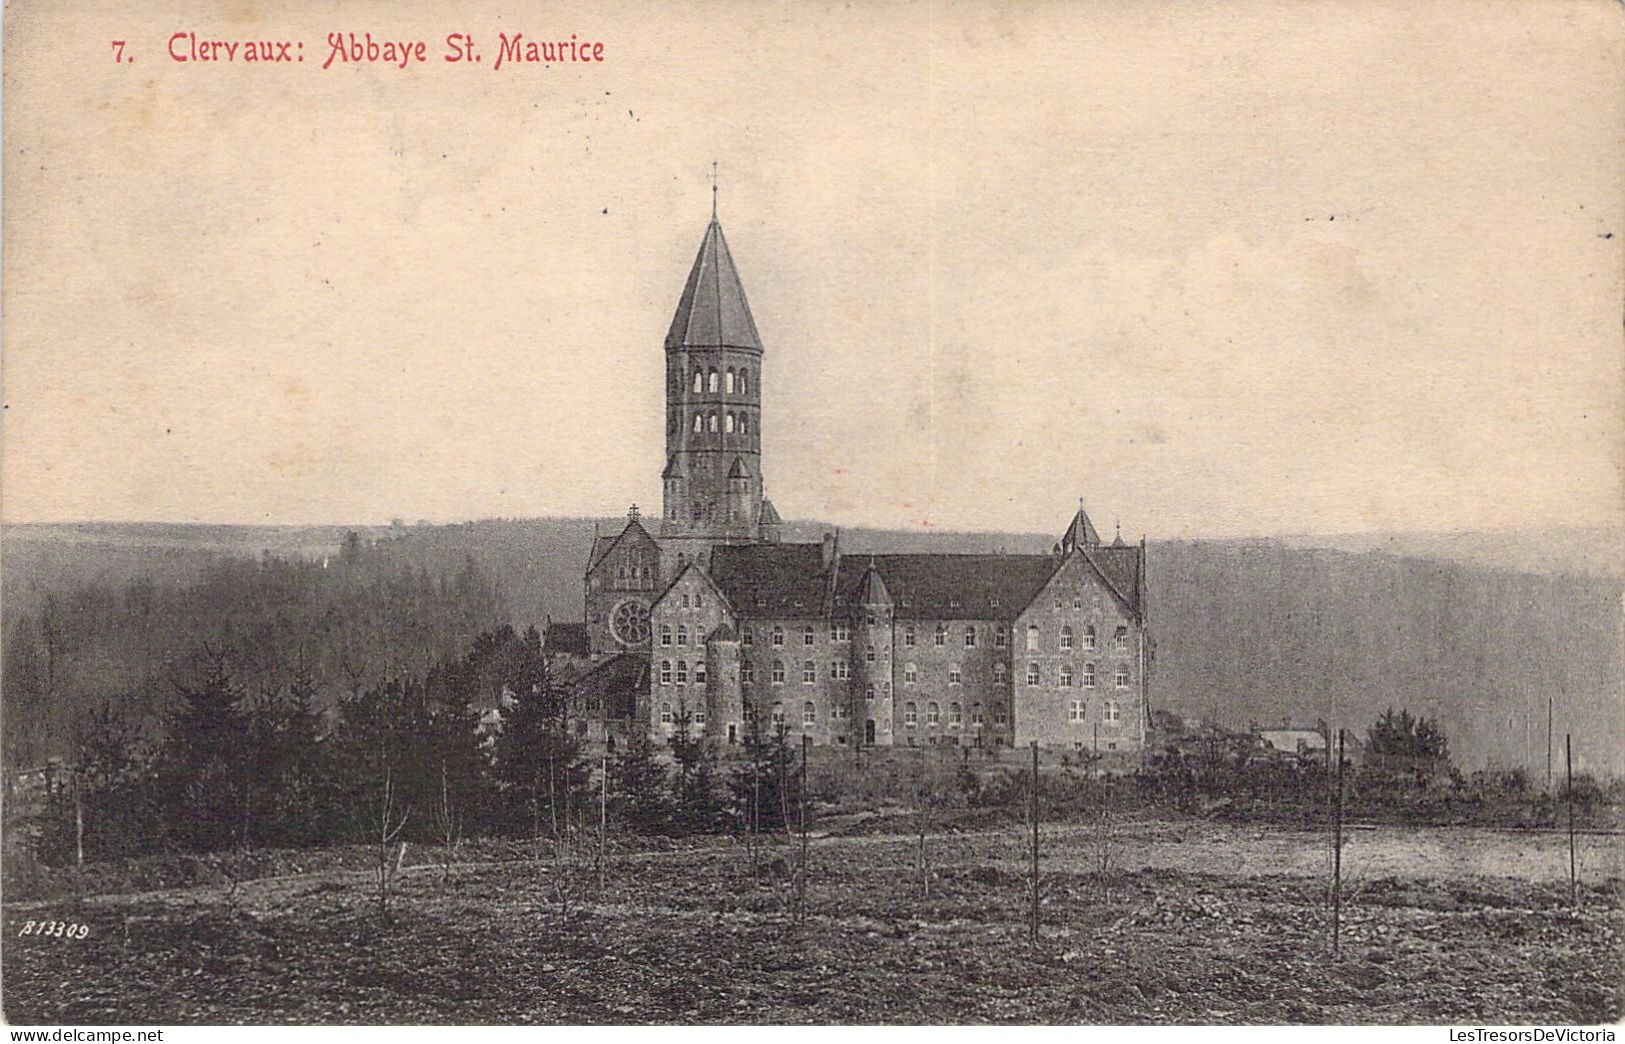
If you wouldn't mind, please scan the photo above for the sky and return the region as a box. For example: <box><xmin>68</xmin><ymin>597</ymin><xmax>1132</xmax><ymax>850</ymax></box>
<box><xmin>4</xmin><ymin>0</ymin><xmax>1622</xmax><ymax>539</ymax></box>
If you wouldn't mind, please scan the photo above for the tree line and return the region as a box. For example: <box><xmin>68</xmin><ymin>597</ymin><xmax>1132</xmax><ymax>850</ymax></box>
<box><xmin>18</xmin><ymin>623</ymin><xmax>806</xmax><ymax>867</ymax></box>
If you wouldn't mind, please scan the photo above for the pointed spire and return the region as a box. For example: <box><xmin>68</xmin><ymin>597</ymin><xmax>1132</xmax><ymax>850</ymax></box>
<box><xmin>711</xmin><ymin>160</ymin><xmax>718</xmax><ymax>220</ymax></box>
<box><xmin>1061</xmin><ymin>498</ymin><xmax>1102</xmax><ymax>551</ymax></box>
<box><xmin>665</xmin><ymin>216</ymin><xmax>763</xmax><ymax>351</ymax></box>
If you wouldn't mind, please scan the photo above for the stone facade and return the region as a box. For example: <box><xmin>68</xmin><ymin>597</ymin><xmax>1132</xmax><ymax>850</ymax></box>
<box><xmin>563</xmin><ymin>215</ymin><xmax>1151</xmax><ymax>754</ymax></box>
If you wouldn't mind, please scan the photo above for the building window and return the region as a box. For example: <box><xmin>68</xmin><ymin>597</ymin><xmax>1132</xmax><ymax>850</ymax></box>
<box><xmin>964</xmin><ymin>626</ymin><xmax>976</xmax><ymax>647</ymax></box>
<box><xmin>948</xmin><ymin>664</ymin><xmax>962</xmax><ymax>685</ymax></box>
<box><xmin>905</xmin><ymin>702</ymin><xmax>917</xmax><ymax>726</ymax></box>
<box><xmin>675</xmin><ymin>661</ymin><xmax>688</xmax><ymax>685</ymax></box>
<box><xmin>725</xmin><ymin>413</ymin><xmax>736</xmax><ymax>434</ymax></box>
<box><xmin>677</xmin><ymin>625</ymin><xmax>688</xmax><ymax>647</ymax></box>
<box><xmin>693</xmin><ymin>413</ymin><xmax>703</xmax><ymax>433</ymax></box>
<box><xmin>739</xmin><ymin>369</ymin><xmax>750</xmax><ymax>395</ymax></box>
<box><xmin>661</xmin><ymin>702</ymin><xmax>673</xmax><ymax>725</ymax></box>
<box><xmin>865</xmin><ymin>610</ymin><xmax>876</xmax><ymax>626</ymax></box>
<box><xmin>695</xmin><ymin>661</ymin><xmax>707</xmax><ymax>685</ymax></box>
<box><xmin>1115</xmin><ymin>625</ymin><xmax>1129</xmax><ymax>651</ymax></box>
<box><xmin>1026</xmin><ymin>663</ymin><xmax>1040</xmax><ymax>686</ymax></box>
<box><xmin>972</xmin><ymin>702</ymin><xmax>984</xmax><ymax>725</ymax></box>
<box><xmin>743</xmin><ymin>701</ymin><xmax>756</xmax><ymax>723</ymax></box>
<box><xmin>743</xmin><ymin>627</ymin><xmax>754</xmax><ymax>646</ymax></box>
<box><xmin>926</xmin><ymin>701</ymin><xmax>940</xmax><ymax>725</ymax></box>
<box><xmin>993</xmin><ymin>662</ymin><xmax>1007</xmax><ymax>683</ymax></box>
<box><xmin>803</xmin><ymin>701</ymin><xmax>816</xmax><ymax>724</ymax></box>
<box><xmin>803</xmin><ymin>627</ymin><xmax>815</xmax><ymax>646</ymax></box>
<box><xmin>772</xmin><ymin>660</ymin><xmax>785</xmax><ymax>684</ymax></box>
<box><xmin>694</xmin><ymin>704</ymin><xmax>706</xmax><ymax>725</ymax></box>
<box><xmin>742</xmin><ymin>661</ymin><xmax>754</xmax><ymax>684</ymax></box>
<box><xmin>995</xmin><ymin>628</ymin><xmax>1008</xmax><ymax>648</ymax></box>
<box><xmin>1105</xmin><ymin>701</ymin><xmax>1121</xmax><ymax>723</ymax></box>
<box><xmin>994</xmin><ymin>703</ymin><xmax>1008</xmax><ymax>725</ymax></box>
<box><xmin>1116</xmin><ymin>665</ymin><xmax>1130</xmax><ymax>689</ymax></box>
<box><xmin>950</xmin><ymin>702</ymin><xmax>963</xmax><ymax>727</ymax></box>
<box><xmin>1055</xmin><ymin>597</ymin><xmax>1064</xmax><ymax>611</ymax></box>
<box><xmin>739</xmin><ymin>413</ymin><xmax>750</xmax><ymax>435</ymax></box>
<box><xmin>708</xmin><ymin>369</ymin><xmax>719</xmax><ymax>393</ymax></box>
<box><xmin>1069</xmin><ymin>699</ymin><xmax>1085</xmax><ymax>722</ymax></box>
<box><xmin>832</xmin><ymin>623</ymin><xmax>850</xmax><ymax>642</ymax></box>
<box><xmin>708</xmin><ymin>413</ymin><xmax>719</xmax><ymax>433</ymax></box>
<box><xmin>1084</xmin><ymin>626</ymin><xmax>1097</xmax><ymax>651</ymax></box>
<box><xmin>772</xmin><ymin>702</ymin><xmax>785</xmax><ymax>725</ymax></box>
<box><xmin>772</xmin><ymin>627</ymin><xmax>785</xmax><ymax>647</ymax></box>
<box><xmin>934</xmin><ymin>625</ymin><xmax>947</xmax><ymax>647</ymax></box>
<box><xmin>904</xmin><ymin>663</ymin><xmax>918</xmax><ymax>684</ymax></box>
<box><xmin>904</xmin><ymin>626</ymin><xmax>916</xmax><ymax>647</ymax></box>
<box><xmin>726</xmin><ymin>369</ymin><xmax>736</xmax><ymax>394</ymax></box>
<box><xmin>660</xmin><ymin>625</ymin><xmax>672</xmax><ymax>647</ymax></box>
<box><xmin>692</xmin><ymin>369</ymin><xmax>703</xmax><ymax>393</ymax></box>
<box><xmin>681</xmin><ymin>593</ymin><xmax>690</xmax><ymax>608</ymax></box>
<box><xmin>694</xmin><ymin>593</ymin><xmax>703</xmax><ymax>608</ymax></box>
<box><xmin>865</xmin><ymin>683</ymin><xmax>876</xmax><ymax>702</ymax></box>
<box><xmin>1026</xmin><ymin>624</ymin><xmax>1039</xmax><ymax>651</ymax></box>
<box><xmin>1060</xmin><ymin>625</ymin><xmax>1073</xmax><ymax>651</ymax></box>
<box><xmin>802</xmin><ymin>660</ymin><xmax>816</xmax><ymax>684</ymax></box>
<box><xmin>1073</xmin><ymin>596</ymin><xmax>1083</xmax><ymax>609</ymax></box>
<box><xmin>1060</xmin><ymin>664</ymin><xmax>1074</xmax><ymax>687</ymax></box>
<box><xmin>1083</xmin><ymin>663</ymin><xmax>1097</xmax><ymax>688</ymax></box>
<box><xmin>865</xmin><ymin>646</ymin><xmax>877</xmax><ymax>663</ymax></box>
<box><xmin>660</xmin><ymin>660</ymin><xmax>673</xmax><ymax>685</ymax></box>
<box><xmin>829</xmin><ymin>660</ymin><xmax>850</xmax><ymax>681</ymax></box>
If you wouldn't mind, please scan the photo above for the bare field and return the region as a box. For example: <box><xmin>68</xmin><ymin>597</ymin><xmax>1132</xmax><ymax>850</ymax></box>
<box><xmin>3</xmin><ymin>820</ymin><xmax>1621</xmax><ymax>1024</ymax></box>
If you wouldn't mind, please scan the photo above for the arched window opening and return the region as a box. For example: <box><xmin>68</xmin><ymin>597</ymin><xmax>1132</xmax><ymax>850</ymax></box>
<box><xmin>708</xmin><ymin>369</ymin><xmax>719</xmax><ymax>393</ymax></box>
<box><xmin>693</xmin><ymin>369</ymin><xmax>703</xmax><ymax>394</ymax></box>
<box><xmin>708</xmin><ymin>414</ymin><xmax>719</xmax><ymax>433</ymax></box>
<box><xmin>693</xmin><ymin>413</ymin><xmax>703</xmax><ymax>433</ymax></box>
<box><xmin>726</xmin><ymin>369</ymin><xmax>736</xmax><ymax>393</ymax></box>
<box><xmin>725</xmin><ymin>413</ymin><xmax>736</xmax><ymax>434</ymax></box>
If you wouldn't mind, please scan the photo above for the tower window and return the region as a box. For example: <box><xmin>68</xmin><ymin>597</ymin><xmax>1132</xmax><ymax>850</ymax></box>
<box><xmin>708</xmin><ymin>414</ymin><xmax>718</xmax><ymax>433</ymax></box>
<box><xmin>739</xmin><ymin>369</ymin><xmax>750</xmax><ymax>395</ymax></box>
<box><xmin>739</xmin><ymin>413</ymin><xmax>749</xmax><ymax>435</ymax></box>
<box><xmin>693</xmin><ymin>369</ymin><xmax>703</xmax><ymax>393</ymax></box>
<box><xmin>708</xmin><ymin>369</ymin><xmax>719</xmax><ymax>393</ymax></box>
<box><xmin>726</xmin><ymin>369</ymin><xmax>736</xmax><ymax>394</ymax></box>
<box><xmin>693</xmin><ymin>413</ymin><xmax>703</xmax><ymax>433</ymax></box>
<box><xmin>725</xmin><ymin>413</ymin><xmax>735</xmax><ymax>433</ymax></box>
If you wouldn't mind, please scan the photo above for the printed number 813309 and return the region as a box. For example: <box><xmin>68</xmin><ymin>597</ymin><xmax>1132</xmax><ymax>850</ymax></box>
<box><xmin>18</xmin><ymin>920</ymin><xmax>89</xmax><ymax>939</ymax></box>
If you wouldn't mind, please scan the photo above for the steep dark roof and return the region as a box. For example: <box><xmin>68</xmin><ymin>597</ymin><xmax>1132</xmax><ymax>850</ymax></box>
<box><xmin>1084</xmin><ymin>544</ymin><xmax>1143</xmax><ymax>613</ymax></box>
<box><xmin>839</xmin><ymin>554</ymin><xmax>1059</xmax><ymax>620</ymax></box>
<box><xmin>544</xmin><ymin>622</ymin><xmax>590</xmax><ymax>656</ymax></box>
<box><xmin>1060</xmin><ymin>507</ymin><xmax>1102</xmax><ymax>550</ymax></box>
<box><xmin>665</xmin><ymin>220</ymin><xmax>763</xmax><ymax>351</ymax></box>
<box><xmin>756</xmin><ymin>498</ymin><xmax>782</xmax><ymax>525</ymax></box>
<box><xmin>726</xmin><ymin>455</ymin><xmax>751</xmax><ymax>479</ymax></box>
<box><xmin>710</xmin><ymin>541</ymin><xmax>1145</xmax><ymax>621</ymax></box>
<box><xmin>709</xmin><ymin>542</ymin><xmax>829</xmax><ymax>617</ymax></box>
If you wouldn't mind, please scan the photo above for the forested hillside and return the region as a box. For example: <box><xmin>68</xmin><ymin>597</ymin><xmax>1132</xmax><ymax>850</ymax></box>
<box><xmin>4</xmin><ymin>520</ymin><xmax>1620</xmax><ymax>773</ymax></box>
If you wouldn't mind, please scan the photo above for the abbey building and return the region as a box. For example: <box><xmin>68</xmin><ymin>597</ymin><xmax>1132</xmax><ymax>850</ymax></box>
<box><xmin>562</xmin><ymin>215</ymin><xmax>1149</xmax><ymax>753</ymax></box>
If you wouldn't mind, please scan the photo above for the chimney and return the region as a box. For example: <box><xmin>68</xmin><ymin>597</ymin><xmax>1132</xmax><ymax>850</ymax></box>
<box><xmin>822</xmin><ymin>530</ymin><xmax>839</xmax><ymax>570</ymax></box>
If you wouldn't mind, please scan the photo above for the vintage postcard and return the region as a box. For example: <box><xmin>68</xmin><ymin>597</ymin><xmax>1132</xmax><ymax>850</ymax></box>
<box><xmin>2</xmin><ymin>0</ymin><xmax>1621</xmax><ymax>1031</ymax></box>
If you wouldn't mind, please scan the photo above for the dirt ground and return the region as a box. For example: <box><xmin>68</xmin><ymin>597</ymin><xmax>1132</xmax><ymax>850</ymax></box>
<box><xmin>3</xmin><ymin>819</ymin><xmax>1620</xmax><ymax>1024</ymax></box>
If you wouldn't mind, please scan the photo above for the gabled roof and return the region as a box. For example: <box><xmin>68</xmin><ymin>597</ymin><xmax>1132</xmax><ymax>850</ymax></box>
<box><xmin>726</xmin><ymin>456</ymin><xmax>751</xmax><ymax>479</ymax></box>
<box><xmin>1079</xmin><ymin>544</ymin><xmax>1144</xmax><ymax>617</ymax></box>
<box><xmin>756</xmin><ymin>498</ymin><xmax>782</xmax><ymax>526</ymax></box>
<box><xmin>651</xmin><ymin>560</ymin><xmax>734</xmax><ymax>615</ymax></box>
<box><xmin>569</xmin><ymin>653</ymin><xmax>648</xmax><ymax>700</ymax></box>
<box><xmin>665</xmin><ymin>219</ymin><xmax>763</xmax><ymax>352</ymax></box>
<box><xmin>587</xmin><ymin>517</ymin><xmax>657</xmax><ymax>572</ymax></box>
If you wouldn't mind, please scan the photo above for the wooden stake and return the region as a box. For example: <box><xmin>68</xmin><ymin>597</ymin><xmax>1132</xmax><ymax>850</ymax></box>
<box><xmin>1029</xmin><ymin>740</ymin><xmax>1039</xmax><ymax>947</ymax></box>
<box><xmin>1333</xmin><ymin>728</ymin><xmax>1344</xmax><ymax>956</ymax></box>
<box><xmin>799</xmin><ymin>733</ymin><xmax>810</xmax><ymax>924</ymax></box>
<box><xmin>1566</xmin><ymin>733</ymin><xmax>1577</xmax><ymax>906</ymax></box>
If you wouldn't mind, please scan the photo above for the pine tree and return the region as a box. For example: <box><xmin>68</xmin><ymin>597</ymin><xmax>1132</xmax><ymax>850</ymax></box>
<box><xmin>609</xmin><ymin>731</ymin><xmax>669</xmax><ymax>832</ymax></box>
<box><xmin>153</xmin><ymin>647</ymin><xmax>251</xmax><ymax>852</ymax></box>
<box><xmin>669</xmin><ymin>704</ymin><xmax>724</xmax><ymax>833</ymax></box>
<box><xmin>729</xmin><ymin>718</ymin><xmax>801</xmax><ymax>834</ymax></box>
<box><xmin>491</xmin><ymin>625</ymin><xmax>587</xmax><ymax>837</ymax></box>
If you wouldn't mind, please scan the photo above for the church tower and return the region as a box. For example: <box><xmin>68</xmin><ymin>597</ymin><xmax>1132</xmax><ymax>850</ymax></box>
<box><xmin>659</xmin><ymin>214</ymin><xmax>777</xmax><ymax>555</ymax></box>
